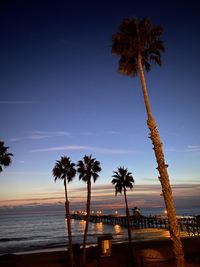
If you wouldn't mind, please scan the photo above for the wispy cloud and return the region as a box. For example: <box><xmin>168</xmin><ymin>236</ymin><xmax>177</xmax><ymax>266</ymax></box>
<box><xmin>0</xmin><ymin>101</ymin><xmax>35</xmax><ymax>104</ymax></box>
<box><xmin>9</xmin><ymin>137</ymin><xmax>22</xmax><ymax>142</ymax></box>
<box><xmin>69</xmin><ymin>183</ymin><xmax>200</xmax><ymax>198</ymax></box>
<box><xmin>10</xmin><ymin>130</ymin><xmax>124</xmax><ymax>143</ymax></box>
<box><xmin>78</xmin><ymin>132</ymin><xmax>95</xmax><ymax>136</ymax></box>
<box><xmin>1</xmin><ymin>183</ymin><xmax>199</xmax><ymax>209</ymax></box>
<box><xmin>10</xmin><ymin>131</ymin><xmax>70</xmax><ymax>142</ymax></box>
<box><xmin>30</xmin><ymin>145</ymin><xmax>136</xmax><ymax>155</ymax></box>
<box><xmin>103</xmin><ymin>131</ymin><xmax>121</xmax><ymax>135</ymax></box>
<box><xmin>27</xmin><ymin>131</ymin><xmax>70</xmax><ymax>140</ymax></box>
<box><xmin>187</xmin><ymin>145</ymin><xmax>200</xmax><ymax>152</ymax></box>
<box><xmin>166</xmin><ymin>145</ymin><xmax>200</xmax><ymax>154</ymax></box>
<box><xmin>77</xmin><ymin>131</ymin><xmax>121</xmax><ymax>136</ymax></box>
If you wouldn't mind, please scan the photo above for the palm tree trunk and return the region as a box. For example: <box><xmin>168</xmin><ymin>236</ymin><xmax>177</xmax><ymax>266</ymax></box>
<box><xmin>124</xmin><ymin>189</ymin><xmax>135</xmax><ymax>266</ymax></box>
<box><xmin>64</xmin><ymin>179</ymin><xmax>74</xmax><ymax>267</ymax></box>
<box><xmin>82</xmin><ymin>180</ymin><xmax>91</xmax><ymax>266</ymax></box>
<box><xmin>137</xmin><ymin>52</ymin><xmax>185</xmax><ymax>267</ymax></box>
<box><xmin>123</xmin><ymin>188</ymin><xmax>132</xmax><ymax>245</ymax></box>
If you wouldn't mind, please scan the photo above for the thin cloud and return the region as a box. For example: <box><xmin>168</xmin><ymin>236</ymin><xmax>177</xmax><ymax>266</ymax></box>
<box><xmin>166</xmin><ymin>145</ymin><xmax>200</xmax><ymax>154</ymax></box>
<box><xmin>9</xmin><ymin>137</ymin><xmax>22</xmax><ymax>142</ymax></box>
<box><xmin>0</xmin><ymin>101</ymin><xmax>34</xmax><ymax>104</ymax></box>
<box><xmin>1</xmin><ymin>183</ymin><xmax>199</xmax><ymax>208</ymax></box>
<box><xmin>10</xmin><ymin>131</ymin><xmax>70</xmax><ymax>142</ymax></box>
<box><xmin>103</xmin><ymin>131</ymin><xmax>121</xmax><ymax>135</ymax></box>
<box><xmin>79</xmin><ymin>132</ymin><xmax>95</xmax><ymax>136</ymax></box>
<box><xmin>10</xmin><ymin>130</ymin><xmax>122</xmax><ymax>142</ymax></box>
<box><xmin>70</xmin><ymin>183</ymin><xmax>200</xmax><ymax>198</ymax></box>
<box><xmin>77</xmin><ymin>131</ymin><xmax>121</xmax><ymax>136</ymax></box>
<box><xmin>30</xmin><ymin>145</ymin><xmax>136</xmax><ymax>155</ymax></box>
<box><xmin>27</xmin><ymin>131</ymin><xmax>70</xmax><ymax>139</ymax></box>
<box><xmin>187</xmin><ymin>145</ymin><xmax>200</xmax><ymax>152</ymax></box>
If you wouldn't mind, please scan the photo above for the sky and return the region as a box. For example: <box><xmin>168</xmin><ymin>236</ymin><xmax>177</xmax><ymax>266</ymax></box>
<box><xmin>0</xmin><ymin>0</ymin><xmax>200</xmax><ymax>210</ymax></box>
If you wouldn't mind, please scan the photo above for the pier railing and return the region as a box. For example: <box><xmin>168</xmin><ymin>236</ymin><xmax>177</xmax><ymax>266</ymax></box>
<box><xmin>70</xmin><ymin>213</ymin><xmax>200</xmax><ymax>236</ymax></box>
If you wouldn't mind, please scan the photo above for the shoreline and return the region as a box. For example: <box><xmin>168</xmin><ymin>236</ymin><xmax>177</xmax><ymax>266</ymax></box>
<box><xmin>1</xmin><ymin>236</ymin><xmax>200</xmax><ymax>267</ymax></box>
<box><xmin>0</xmin><ymin>227</ymin><xmax>190</xmax><ymax>256</ymax></box>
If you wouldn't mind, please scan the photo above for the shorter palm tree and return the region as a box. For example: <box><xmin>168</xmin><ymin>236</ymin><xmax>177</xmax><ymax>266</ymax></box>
<box><xmin>52</xmin><ymin>156</ymin><xmax>76</xmax><ymax>267</ymax></box>
<box><xmin>112</xmin><ymin>167</ymin><xmax>135</xmax><ymax>246</ymax></box>
<box><xmin>0</xmin><ymin>141</ymin><xmax>13</xmax><ymax>173</ymax></box>
<box><xmin>77</xmin><ymin>155</ymin><xmax>101</xmax><ymax>267</ymax></box>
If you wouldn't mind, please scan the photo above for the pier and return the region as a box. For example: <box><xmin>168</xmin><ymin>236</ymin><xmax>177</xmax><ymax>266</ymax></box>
<box><xmin>71</xmin><ymin>213</ymin><xmax>200</xmax><ymax>236</ymax></box>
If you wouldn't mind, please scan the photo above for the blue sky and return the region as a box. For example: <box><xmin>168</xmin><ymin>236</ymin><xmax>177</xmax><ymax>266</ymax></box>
<box><xmin>0</xmin><ymin>0</ymin><xmax>199</xmax><ymax>209</ymax></box>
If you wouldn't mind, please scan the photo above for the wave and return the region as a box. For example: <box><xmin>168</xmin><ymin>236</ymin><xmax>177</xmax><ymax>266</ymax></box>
<box><xmin>0</xmin><ymin>236</ymin><xmax>46</xmax><ymax>243</ymax></box>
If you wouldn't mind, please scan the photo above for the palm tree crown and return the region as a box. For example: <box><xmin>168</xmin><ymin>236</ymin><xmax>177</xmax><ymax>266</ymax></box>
<box><xmin>77</xmin><ymin>155</ymin><xmax>101</xmax><ymax>183</ymax></box>
<box><xmin>112</xmin><ymin>167</ymin><xmax>135</xmax><ymax>195</ymax></box>
<box><xmin>52</xmin><ymin>156</ymin><xmax>76</xmax><ymax>183</ymax></box>
<box><xmin>112</xmin><ymin>17</ymin><xmax>164</xmax><ymax>77</ymax></box>
<box><xmin>0</xmin><ymin>141</ymin><xmax>13</xmax><ymax>173</ymax></box>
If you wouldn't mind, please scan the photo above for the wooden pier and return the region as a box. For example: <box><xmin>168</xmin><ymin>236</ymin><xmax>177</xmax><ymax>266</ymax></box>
<box><xmin>71</xmin><ymin>213</ymin><xmax>200</xmax><ymax>236</ymax></box>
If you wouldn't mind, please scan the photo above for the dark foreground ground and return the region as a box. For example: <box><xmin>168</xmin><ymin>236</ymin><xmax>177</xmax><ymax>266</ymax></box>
<box><xmin>0</xmin><ymin>237</ymin><xmax>200</xmax><ymax>267</ymax></box>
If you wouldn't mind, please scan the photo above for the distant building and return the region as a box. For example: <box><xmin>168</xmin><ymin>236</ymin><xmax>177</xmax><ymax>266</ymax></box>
<box><xmin>132</xmin><ymin>207</ymin><xmax>141</xmax><ymax>219</ymax></box>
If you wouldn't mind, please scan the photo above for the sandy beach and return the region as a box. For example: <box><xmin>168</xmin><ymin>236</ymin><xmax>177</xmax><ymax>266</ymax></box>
<box><xmin>1</xmin><ymin>236</ymin><xmax>199</xmax><ymax>267</ymax></box>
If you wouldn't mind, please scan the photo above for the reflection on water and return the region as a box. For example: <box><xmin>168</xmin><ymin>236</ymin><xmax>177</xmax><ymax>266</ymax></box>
<box><xmin>2</xmin><ymin>205</ymin><xmax>197</xmax><ymax>255</ymax></box>
<box><xmin>79</xmin><ymin>220</ymin><xmax>86</xmax><ymax>232</ymax></box>
<box><xmin>96</xmin><ymin>222</ymin><xmax>103</xmax><ymax>234</ymax></box>
<box><xmin>72</xmin><ymin>220</ymin><xmax>104</xmax><ymax>235</ymax></box>
<box><xmin>90</xmin><ymin>222</ymin><xmax>96</xmax><ymax>232</ymax></box>
<box><xmin>65</xmin><ymin>218</ymin><xmax>175</xmax><ymax>245</ymax></box>
<box><xmin>114</xmin><ymin>224</ymin><xmax>122</xmax><ymax>235</ymax></box>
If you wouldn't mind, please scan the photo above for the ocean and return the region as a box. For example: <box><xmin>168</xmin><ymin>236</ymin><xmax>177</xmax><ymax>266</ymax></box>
<box><xmin>0</xmin><ymin>204</ymin><xmax>199</xmax><ymax>255</ymax></box>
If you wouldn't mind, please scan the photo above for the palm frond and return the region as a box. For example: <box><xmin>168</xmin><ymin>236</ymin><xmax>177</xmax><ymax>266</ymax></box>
<box><xmin>0</xmin><ymin>140</ymin><xmax>13</xmax><ymax>172</ymax></box>
<box><xmin>77</xmin><ymin>154</ymin><xmax>101</xmax><ymax>183</ymax></box>
<box><xmin>112</xmin><ymin>17</ymin><xmax>164</xmax><ymax>76</ymax></box>
<box><xmin>111</xmin><ymin>167</ymin><xmax>135</xmax><ymax>195</ymax></box>
<box><xmin>52</xmin><ymin>155</ymin><xmax>76</xmax><ymax>183</ymax></box>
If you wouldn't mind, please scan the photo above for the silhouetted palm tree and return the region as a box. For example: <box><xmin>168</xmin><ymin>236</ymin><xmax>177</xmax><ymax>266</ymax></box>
<box><xmin>52</xmin><ymin>156</ymin><xmax>76</xmax><ymax>267</ymax></box>
<box><xmin>112</xmin><ymin>167</ymin><xmax>134</xmax><ymax>247</ymax></box>
<box><xmin>77</xmin><ymin>155</ymin><xmax>101</xmax><ymax>266</ymax></box>
<box><xmin>112</xmin><ymin>17</ymin><xmax>184</xmax><ymax>267</ymax></box>
<box><xmin>0</xmin><ymin>141</ymin><xmax>13</xmax><ymax>173</ymax></box>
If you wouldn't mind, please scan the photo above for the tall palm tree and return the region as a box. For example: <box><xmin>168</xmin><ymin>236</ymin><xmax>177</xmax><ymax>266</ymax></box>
<box><xmin>52</xmin><ymin>156</ymin><xmax>76</xmax><ymax>267</ymax></box>
<box><xmin>77</xmin><ymin>155</ymin><xmax>101</xmax><ymax>266</ymax></box>
<box><xmin>111</xmin><ymin>167</ymin><xmax>134</xmax><ymax>247</ymax></box>
<box><xmin>0</xmin><ymin>140</ymin><xmax>13</xmax><ymax>173</ymax></box>
<box><xmin>112</xmin><ymin>17</ymin><xmax>185</xmax><ymax>267</ymax></box>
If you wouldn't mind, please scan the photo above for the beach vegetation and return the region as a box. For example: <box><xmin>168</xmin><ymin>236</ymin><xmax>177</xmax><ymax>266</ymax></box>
<box><xmin>52</xmin><ymin>156</ymin><xmax>76</xmax><ymax>267</ymax></box>
<box><xmin>112</xmin><ymin>17</ymin><xmax>185</xmax><ymax>267</ymax></box>
<box><xmin>77</xmin><ymin>155</ymin><xmax>101</xmax><ymax>266</ymax></box>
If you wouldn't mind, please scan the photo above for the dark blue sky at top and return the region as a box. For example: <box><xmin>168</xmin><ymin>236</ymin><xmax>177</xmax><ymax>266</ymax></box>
<box><xmin>1</xmin><ymin>0</ymin><xmax>199</xmax><ymax>131</ymax></box>
<box><xmin>0</xmin><ymin>0</ymin><xmax>200</xmax><ymax>203</ymax></box>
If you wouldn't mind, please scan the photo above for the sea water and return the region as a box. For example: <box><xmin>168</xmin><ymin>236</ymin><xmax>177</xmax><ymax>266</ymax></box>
<box><xmin>0</xmin><ymin>204</ymin><xmax>199</xmax><ymax>255</ymax></box>
<box><xmin>0</xmin><ymin>204</ymin><xmax>127</xmax><ymax>255</ymax></box>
